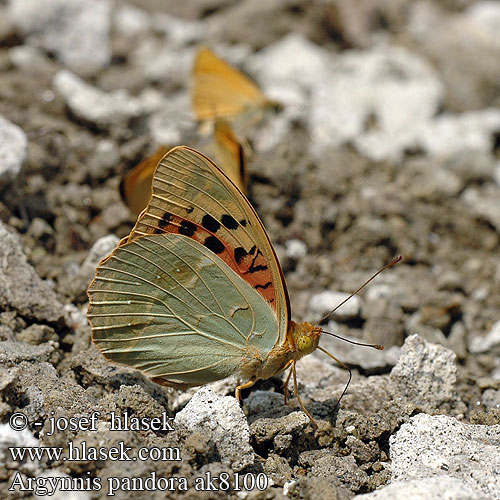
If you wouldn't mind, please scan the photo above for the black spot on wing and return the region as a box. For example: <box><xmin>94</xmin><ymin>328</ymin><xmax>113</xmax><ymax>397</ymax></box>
<box><xmin>221</xmin><ymin>214</ymin><xmax>238</xmax><ymax>230</ymax></box>
<box><xmin>204</xmin><ymin>235</ymin><xmax>224</xmax><ymax>254</ymax></box>
<box><xmin>234</xmin><ymin>247</ymin><xmax>247</xmax><ymax>264</ymax></box>
<box><xmin>202</xmin><ymin>214</ymin><xmax>220</xmax><ymax>232</ymax></box>
<box><xmin>247</xmin><ymin>249</ymin><xmax>267</xmax><ymax>274</ymax></box>
<box><xmin>186</xmin><ymin>206</ymin><xmax>194</xmax><ymax>213</ymax></box>
<box><xmin>239</xmin><ymin>219</ymin><xmax>247</xmax><ymax>227</ymax></box>
<box><xmin>255</xmin><ymin>281</ymin><xmax>272</xmax><ymax>290</ymax></box>
<box><xmin>249</xmin><ymin>263</ymin><xmax>268</xmax><ymax>273</ymax></box>
<box><xmin>179</xmin><ymin>220</ymin><xmax>196</xmax><ymax>237</ymax></box>
<box><xmin>249</xmin><ymin>245</ymin><xmax>256</xmax><ymax>255</ymax></box>
<box><xmin>159</xmin><ymin>212</ymin><xmax>172</xmax><ymax>229</ymax></box>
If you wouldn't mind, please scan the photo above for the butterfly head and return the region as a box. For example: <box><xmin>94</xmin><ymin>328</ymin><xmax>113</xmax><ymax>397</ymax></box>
<box><xmin>290</xmin><ymin>321</ymin><xmax>322</xmax><ymax>357</ymax></box>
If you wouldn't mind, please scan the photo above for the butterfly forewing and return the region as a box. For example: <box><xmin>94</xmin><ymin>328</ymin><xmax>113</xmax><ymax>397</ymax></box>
<box><xmin>192</xmin><ymin>47</ymin><xmax>268</xmax><ymax>120</ymax></box>
<box><xmin>123</xmin><ymin>146</ymin><xmax>290</xmax><ymax>343</ymax></box>
<box><xmin>88</xmin><ymin>234</ymin><xmax>280</xmax><ymax>386</ymax></box>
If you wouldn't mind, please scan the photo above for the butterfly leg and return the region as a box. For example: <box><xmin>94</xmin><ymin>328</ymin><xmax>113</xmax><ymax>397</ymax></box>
<box><xmin>292</xmin><ymin>361</ymin><xmax>318</xmax><ymax>430</ymax></box>
<box><xmin>282</xmin><ymin>360</ymin><xmax>294</xmax><ymax>405</ymax></box>
<box><xmin>235</xmin><ymin>379</ymin><xmax>256</xmax><ymax>404</ymax></box>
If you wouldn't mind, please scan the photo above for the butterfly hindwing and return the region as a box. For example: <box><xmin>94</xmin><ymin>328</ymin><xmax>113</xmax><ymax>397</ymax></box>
<box><xmin>88</xmin><ymin>233</ymin><xmax>280</xmax><ymax>387</ymax></box>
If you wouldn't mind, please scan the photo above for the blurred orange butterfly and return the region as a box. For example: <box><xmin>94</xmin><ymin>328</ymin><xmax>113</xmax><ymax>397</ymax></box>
<box><xmin>120</xmin><ymin>131</ymin><xmax>248</xmax><ymax>216</ymax></box>
<box><xmin>120</xmin><ymin>146</ymin><xmax>170</xmax><ymax>217</ymax></box>
<box><xmin>214</xmin><ymin>119</ymin><xmax>248</xmax><ymax>194</ymax></box>
<box><xmin>192</xmin><ymin>47</ymin><xmax>281</xmax><ymax>121</ymax></box>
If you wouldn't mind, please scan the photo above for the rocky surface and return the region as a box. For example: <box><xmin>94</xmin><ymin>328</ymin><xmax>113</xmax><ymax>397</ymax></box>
<box><xmin>0</xmin><ymin>1</ymin><xmax>499</xmax><ymax>499</ymax></box>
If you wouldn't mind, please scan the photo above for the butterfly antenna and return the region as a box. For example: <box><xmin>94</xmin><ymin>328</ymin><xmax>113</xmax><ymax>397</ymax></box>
<box><xmin>316</xmin><ymin>255</ymin><xmax>402</xmax><ymax>325</ymax></box>
<box><xmin>321</xmin><ymin>330</ymin><xmax>384</xmax><ymax>350</ymax></box>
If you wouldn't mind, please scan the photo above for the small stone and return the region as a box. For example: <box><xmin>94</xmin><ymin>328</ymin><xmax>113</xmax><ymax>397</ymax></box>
<box><xmin>53</xmin><ymin>70</ymin><xmax>144</xmax><ymax>129</ymax></box>
<box><xmin>153</xmin><ymin>13</ymin><xmax>207</xmax><ymax>46</ymax></box>
<box><xmin>7</xmin><ymin>0</ymin><xmax>111</xmax><ymax>73</ymax></box>
<box><xmin>8</xmin><ymin>45</ymin><xmax>49</xmax><ymax>72</ymax></box>
<box><xmin>0</xmin><ymin>424</ymin><xmax>39</xmax><ymax>477</ymax></box>
<box><xmin>0</xmin><ymin>340</ymin><xmax>55</xmax><ymax>365</ymax></box>
<box><xmin>0</xmin><ymin>115</ymin><xmax>27</xmax><ymax>189</ymax></box>
<box><xmin>174</xmin><ymin>387</ymin><xmax>254</xmax><ymax>472</ymax></box>
<box><xmin>309</xmin><ymin>291</ymin><xmax>361</xmax><ymax>320</ymax></box>
<box><xmin>418</xmin><ymin>109</ymin><xmax>500</xmax><ymax>157</ymax></box>
<box><xmin>69</xmin><ymin>234</ymin><xmax>119</xmax><ymax>300</ymax></box>
<box><xmin>17</xmin><ymin>324</ymin><xmax>57</xmax><ymax>345</ymax></box>
<box><xmin>481</xmin><ymin>389</ymin><xmax>500</xmax><ymax>409</ymax></box>
<box><xmin>462</xmin><ymin>185</ymin><xmax>500</xmax><ymax>233</ymax></box>
<box><xmin>113</xmin><ymin>3</ymin><xmax>151</xmax><ymax>37</ymax></box>
<box><xmin>0</xmin><ymin>222</ymin><xmax>64</xmax><ymax>323</ymax></box>
<box><xmin>469</xmin><ymin>319</ymin><xmax>500</xmax><ymax>353</ymax></box>
<box><xmin>285</xmin><ymin>239</ymin><xmax>307</xmax><ymax>259</ymax></box>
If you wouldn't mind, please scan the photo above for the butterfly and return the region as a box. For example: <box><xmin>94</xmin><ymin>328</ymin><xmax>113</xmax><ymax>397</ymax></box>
<box><xmin>120</xmin><ymin>133</ymin><xmax>247</xmax><ymax>216</ymax></box>
<box><xmin>87</xmin><ymin>146</ymin><xmax>387</xmax><ymax>428</ymax></box>
<box><xmin>120</xmin><ymin>146</ymin><xmax>170</xmax><ymax>217</ymax></box>
<box><xmin>214</xmin><ymin>118</ymin><xmax>248</xmax><ymax>194</ymax></box>
<box><xmin>192</xmin><ymin>47</ymin><xmax>281</xmax><ymax>122</ymax></box>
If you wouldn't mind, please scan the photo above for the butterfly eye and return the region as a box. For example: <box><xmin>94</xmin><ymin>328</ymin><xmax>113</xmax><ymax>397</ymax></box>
<box><xmin>297</xmin><ymin>336</ymin><xmax>315</xmax><ymax>355</ymax></box>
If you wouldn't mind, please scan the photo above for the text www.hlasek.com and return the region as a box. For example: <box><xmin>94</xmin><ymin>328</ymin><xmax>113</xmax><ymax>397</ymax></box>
<box><xmin>9</xmin><ymin>440</ymin><xmax>179</xmax><ymax>462</ymax></box>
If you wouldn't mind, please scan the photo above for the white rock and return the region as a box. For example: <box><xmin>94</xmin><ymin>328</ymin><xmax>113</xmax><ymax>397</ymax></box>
<box><xmin>461</xmin><ymin>185</ymin><xmax>500</xmax><ymax>232</ymax></box>
<box><xmin>285</xmin><ymin>239</ymin><xmax>307</xmax><ymax>259</ymax></box>
<box><xmin>8</xmin><ymin>45</ymin><xmax>48</xmax><ymax>72</ymax></box>
<box><xmin>390</xmin><ymin>413</ymin><xmax>500</xmax><ymax>499</ymax></box>
<box><xmin>153</xmin><ymin>13</ymin><xmax>208</xmax><ymax>46</ymax></box>
<box><xmin>148</xmin><ymin>94</ymin><xmax>193</xmax><ymax>146</ymax></box>
<box><xmin>283</xmin><ymin>479</ymin><xmax>297</xmax><ymax>497</ymax></box>
<box><xmin>249</xmin><ymin>33</ymin><xmax>331</xmax><ymax>91</ymax></box>
<box><xmin>252</xmin><ymin>83</ymin><xmax>308</xmax><ymax>152</ymax></box>
<box><xmin>64</xmin><ymin>303</ymin><xmax>87</xmax><ymax>329</ymax></box>
<box><xmin>310</xmin><ymin>44</ymin><xmax>443</xmax><ymax>161</ymax></box>
<box><xmin>419</xmin><ymin>109</ymin><xmax>500</xmax><ymax>157</ymax></box>
<box><xmin>494</xmin><ymin>161</ymin><xmax>500</xmax><ymax>187</ymax></box>
<box><xmin>0</xmin><ymin>423</ymin><xmax>39</xmax><ymax>474</ymax></box>
<box><xmin>0</xmin><ymin>115</ymin><xmax>27</xmax><ymax>187</ymax></box>
<box><xmin>481</xmin><ymin>388</ymin><xmax>500</xmax><ymax>409</ymax></box>
<box><xmin>113</xmin><ymin>3</ymin><xmax>151</xmax><ymax>37</ymax></box>
<box><xmin>466</xmin><ymin>1</ymin><xmax>500</xmax><ymax>50</ymax></box>
<box><xmin>81</xmin><ymin>235</ymin><xmax>119</xmax><ymax>271</ymax></box>
<box><xmin>130</xmin><ymin>41</ymin><xmax>194</xmax><ymax>84</ymax></box>
<box><xmin>469</xmin><ymin>319</ymin><xmax>500</xmax><ymax>354</ymax></box>
<box><xmin>174</xmin><ymin>387</ymin><xmax>254</xmax><ymax>472</ymax></box>
<box><xmin>309</xmin><ymin>291</ymin><xmax>361</xmax><ymax>320</ymax></box>
<box><xmin>353</xmin><ymin>476</ymin><xmax>488</xmax><ymax>500</ymax></box>
<box><xmin>7</xmin><ymin>0</ymin><xmax>111</xmax><ymax>73</ymax></box>
<box><xmin>390</xmin><ymin>335</ymin><xmax>461</xmax><ymax>411</ymax></box>
<box><xmin>53</xmin><ymin>70</ymin><xmax>144</xmax><ymax>129</ymax></box>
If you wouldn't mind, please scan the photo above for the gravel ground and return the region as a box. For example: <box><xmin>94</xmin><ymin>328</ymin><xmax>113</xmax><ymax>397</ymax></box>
<box><xmin>0</xmin><ymin>1</ymin><xmax>499</xmax><ymax>499</ymax></box>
